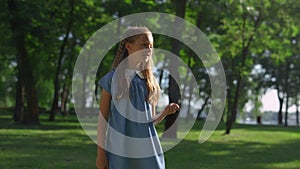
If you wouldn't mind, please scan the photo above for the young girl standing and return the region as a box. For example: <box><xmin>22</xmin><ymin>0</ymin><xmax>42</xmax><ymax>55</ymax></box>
<box><xmin>96</xmin><ymin>26</ymin><xmax>180</xmax><ymax>169</ymax></box>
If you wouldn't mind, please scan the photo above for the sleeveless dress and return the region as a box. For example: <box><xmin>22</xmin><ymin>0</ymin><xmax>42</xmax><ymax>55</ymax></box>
<box><xmin>98</xmin><ymin>70</ymin><xmax>165</xmax><ymax>169</ymax></box>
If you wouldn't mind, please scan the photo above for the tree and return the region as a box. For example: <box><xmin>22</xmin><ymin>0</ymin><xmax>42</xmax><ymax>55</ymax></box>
<box><xmin>221</xmin><ymin>1</ymin><xmax>265</xmax><ymax>134</ymax></box>
<box><xmin>0</xmin><ymin>0</ymin><xmax>18</xmax><ymax>114</ymax></box>
<box><xmin>7</xmin><ymin>0</ymin><xmax>43</xmax><ymax>124</ymax></box>
<box><xmin>49</xmin><ymin>0</ymin><xmax>75</xmax><ymax>121</ymax></box>
<box><xmin>161</xmin><ymin>0</ymin><xmax>187</xmax><ymax>139</ymax></box>
<box><xmin>258</xmin><ymin>0</ymin><xmax>299</xmax><ymax>126</ymax></box>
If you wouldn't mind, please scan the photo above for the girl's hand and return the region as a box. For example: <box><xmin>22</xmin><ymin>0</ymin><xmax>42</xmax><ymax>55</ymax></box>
<box><xmin>96</xmin><ymin>149</ymin><xmax>109</xmax><ymax>169</ymax></box>
<box><xmin>164</xmin><ymin>103</ymin><xmax>180</xmax><ymax>115</ymax></box>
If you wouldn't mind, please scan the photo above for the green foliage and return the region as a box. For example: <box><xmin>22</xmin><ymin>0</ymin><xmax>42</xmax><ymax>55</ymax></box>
<box><xmin>0</xmin><ymin>0</ymin><xmax>299</xmax><ymax>127</ymax></box>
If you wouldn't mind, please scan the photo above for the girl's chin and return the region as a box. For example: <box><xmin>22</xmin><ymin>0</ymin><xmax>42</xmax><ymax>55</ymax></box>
<box><xmin>135</xmin><ymin>62</ymin><xmax>151</xmax><ymax>69</ymax></box>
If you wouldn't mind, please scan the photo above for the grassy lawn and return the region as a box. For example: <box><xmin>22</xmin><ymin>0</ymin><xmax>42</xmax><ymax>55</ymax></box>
<box><xmin>1</xmin><ymin>112</ymin><xmax>300</xmax><ymax>169</ymax></box>
<box><xmin>165</xmin><ymin>123</ymin><xmax>300</xmax><ymax>169</ymax></box>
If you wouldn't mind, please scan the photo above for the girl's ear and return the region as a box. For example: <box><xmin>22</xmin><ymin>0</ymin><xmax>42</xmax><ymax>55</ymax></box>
<box><xmin>125</xmin><ymin>42</ymin><xmax>132</xmax><ymax>53</ymax></box>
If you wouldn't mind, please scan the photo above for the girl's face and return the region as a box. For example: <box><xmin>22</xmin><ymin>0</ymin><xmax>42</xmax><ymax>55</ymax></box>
<box><xmin>125</xmin><ymin>33</ymin><xmax>153</xmax><ymax>68</ymax></box>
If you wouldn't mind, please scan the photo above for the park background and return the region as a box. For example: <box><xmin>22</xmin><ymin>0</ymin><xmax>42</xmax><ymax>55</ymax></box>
<box><xmin>1</xmin><ymin>0</ymin><xmax>300</xmax><ymax>169</ymax></box>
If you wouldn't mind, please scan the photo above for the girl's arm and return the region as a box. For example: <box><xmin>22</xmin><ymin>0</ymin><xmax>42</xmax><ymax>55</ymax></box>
<box><xmin>96</xmin><ymin>89</ymin><xmax>111</xmax><ymax>169</ymax></box>
<box><xmin>151</xmin><ymin>103</ymin><xmax>180</xmax><ymax>125</ymax></box>
<box><xmin>97</xmin><ymin>88</ymin><xmax>111</xmax><ymax>146</ymax></box>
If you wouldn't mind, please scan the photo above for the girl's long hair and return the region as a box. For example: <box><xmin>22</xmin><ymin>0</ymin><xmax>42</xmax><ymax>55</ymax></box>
<box><xmin>112</xmin><ymin>26</ymin><xmax>160</xmax><ymax>104</ymax></box>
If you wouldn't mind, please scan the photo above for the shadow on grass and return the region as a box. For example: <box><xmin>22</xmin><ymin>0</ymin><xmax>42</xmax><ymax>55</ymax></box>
<box><xmin>192</xmin><ymin>120</ymin><xmax>300</xmax><ymax>134</ymax></box>
<box><xmin>0</xmin><ymin>112</ymin><xmax>84</xmax><ymax>130</ymax></box>
<box><xmin>231</xmin><ymin>123</ymin><xmax>300</xmax><ymax>134</ymax></box>
<box><xmin>0</xmin><ymin>113</ymin><xmax>97</xmax><ymax>169</ymax></box>
<box><xmin>165</xmin><ymin>123</ymin><xmax>300</xmax><ymax>169</ymax></box>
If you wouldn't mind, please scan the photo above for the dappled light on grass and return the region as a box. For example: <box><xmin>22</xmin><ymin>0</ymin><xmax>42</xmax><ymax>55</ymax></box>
<box><xmin>264</xmin><ymin>161</ymin><xmax>300</xmax><ymax>169</ymax></box>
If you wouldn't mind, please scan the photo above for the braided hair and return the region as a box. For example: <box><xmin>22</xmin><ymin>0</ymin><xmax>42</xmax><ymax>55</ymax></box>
<box><xmin>112</xmin><ymin>39</ymin><xmax>127</xmax><ymax>69</ymax></box>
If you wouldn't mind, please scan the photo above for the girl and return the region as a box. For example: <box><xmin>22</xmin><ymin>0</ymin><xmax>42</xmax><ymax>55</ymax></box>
<box><xmin>96</xmin><ymin>26</ymin><xmax>180</xmax><ymax>169</ymax></box>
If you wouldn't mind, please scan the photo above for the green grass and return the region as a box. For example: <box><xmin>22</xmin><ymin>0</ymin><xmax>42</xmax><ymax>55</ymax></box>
<box><xmin>165</xmin><ymin>123</ymin><xmax>300</xmax><ymax>169</ymax></box>
<box><xmin>1</xmin><ymin>112</ymin><xmax>300</xmax><ymax>169</ymax></box>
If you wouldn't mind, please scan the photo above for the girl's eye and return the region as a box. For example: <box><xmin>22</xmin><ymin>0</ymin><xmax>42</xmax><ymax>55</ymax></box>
<box><xmin>142</xmin><ymin>43</ymin><xmax>153</xmax><ymax>48</ymax></box>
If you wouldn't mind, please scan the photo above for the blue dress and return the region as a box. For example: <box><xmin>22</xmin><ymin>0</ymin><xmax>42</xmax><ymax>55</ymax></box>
<box><xmin>98</xmin><ymin>70</ymin><xmax>165</xmax><ymax>169</ymax></box>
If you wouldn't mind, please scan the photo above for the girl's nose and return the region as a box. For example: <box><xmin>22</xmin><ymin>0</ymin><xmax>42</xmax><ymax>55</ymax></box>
<box><xmin>145</xmin><ymin>46</ymin><xmax>152</xmax><ymax>52</ymax></box>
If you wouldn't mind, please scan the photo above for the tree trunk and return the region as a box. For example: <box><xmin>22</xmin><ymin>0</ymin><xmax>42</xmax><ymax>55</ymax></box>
<box><xmin>61</xmin><ymin>83</ymin><xmax>69</xmax><ymax>116</ymax></box>
<box><xmin>163</xmin><ymin>75</ymin><xmax>181</xmax><ymax>139</ymax></box>
<box><xmin>158</xmin><ymin>56</ymin><xmax>168</xmax><ymax>87</ymax></box>
<box><xmin>23</xmin><ymin>58</ymin><xmax>39</xmax><ymax>125</ymax></box>
<box><xmin>181</xmin><ymin>56</ymin><xmax>191</xmax><ymax>122</ymax></box>
<box><xmin>225</xmin><ymin>74</ymin><xmax>243</xmax><ymax>134</ymax></box>
<box><xmin>225</xmin><ymin>79</ymin><xmax>232</xmax><ymax>124</ymax></box>
<box><xmin>49</xmin><ymin>0</ymin><xmax>74</xmax><ymax>121</ymax></box>
<box><xmin>297</xmin><ymin>111</ymin><xmax>299</xmax><ymax>126</ymax></box>
<box><xmin>284</xmin><ymin>94</ymin><xmax>289</xmax><ymax>126</ymax></box>
<box><xmin>256</xmin><ymin>116</ymin><xmax>262</xmax><ymax>124</ymax></box>
<box><xmin>296</xmin><ymin>97</ymin><xmax>299</xmax><ymax>126</ymax></box>
<box><xmin>283</xmin><ymin>61</ymin><xmax>290</xmax><ymax>126</ymax></box>
<box><xmin>185</xmin><ymin>78</ymin><xmax>194</xmax><ymax>123</ymax></box>
<box><xmin>225</xmin><ymin>56</ymin><xmax>237</xmax><ymax>125</ymax></box>
<box><xmin>14</xmin><ymin>73</ymin><xmax>24</xmax><ymax>122</ymax></box>
<box><xmin>13</xmin><ymin>32</ymin><xmax>25</xmax><ymax>122</ymax></box>
<box><xmin>277</xmin><ymin>96</ymin><xmax>284</xmax><ymax>125</ymax></box>
<box><xmin>8</xmin><ymin>0</ymin><xmax>23</xmax><ymax>122</ymax></box>
<box><xmin>197</xmin><ymin>96</ymin><xmax>209</xmax><ymax>120</ymax></box>
<box><xmin>162</xmin><ymin>0</ymin><xmax>187</xmax><ymax>139</ymax></box>
<box><xmin>8</xmin><ymin>0</ymin><xmax>39</xmax><ymax>124</ymax></box>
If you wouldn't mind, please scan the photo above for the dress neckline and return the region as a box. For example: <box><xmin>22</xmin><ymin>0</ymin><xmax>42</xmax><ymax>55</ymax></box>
<box><xmin>125</xmin><ymin>69</ymin><xmax>145</xmax><ymax>79</ymax></box>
